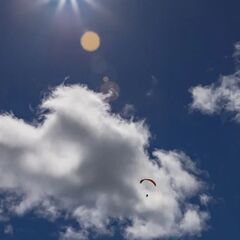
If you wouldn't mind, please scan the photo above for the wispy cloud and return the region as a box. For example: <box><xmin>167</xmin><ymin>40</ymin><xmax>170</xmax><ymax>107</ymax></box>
<box><xmin>121</xmin><ymin>104</ymin><xmax>136</xmax><ymax>119</ymax></box>
<box><xmin>4</xmin><ymin>224</ymin><xmax>14</xmax><ymax>236</ymax></box>
<box><xmin>190</xmin><ymin>42</ymin><xmax>240</xmax><ymax>123</ymax></box>
<box><xmin>146</xmin><ymin>75</ymin><xmax>159</xmax><ymax>98</ymax></box>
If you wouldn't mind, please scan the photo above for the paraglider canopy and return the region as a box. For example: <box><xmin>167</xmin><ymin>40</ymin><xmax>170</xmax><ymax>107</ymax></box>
<box><xmin>139</xmin><ymin>178</ymin><xmax>156</xmax><ymax>186</ymax></box>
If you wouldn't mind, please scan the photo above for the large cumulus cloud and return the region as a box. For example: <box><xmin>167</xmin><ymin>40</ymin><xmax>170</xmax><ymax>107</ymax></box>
<box><xmin>0</xmin><ymin>84</ymin><xmax>209</xmax><ymax>239</ymax></box>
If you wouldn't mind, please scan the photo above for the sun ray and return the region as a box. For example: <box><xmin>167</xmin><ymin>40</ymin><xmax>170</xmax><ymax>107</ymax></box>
<box><xmin>39</xmin><ymin>0</ymin><xmax>50</xmax><ymax>4</ymax></box>
<box><xmin>57</xmin><ymin>0</ymin><xmax>66</xmax><ymax>12</ymax></box>
<box><xmin>39</xmin><ymin>0</ymin><xmax>105</xmax><ymax>17</ymax></box>
<box><xmin>70</xmin><ymin>0</ymin><xmax>79</xmax><ymax>13</ymax></box>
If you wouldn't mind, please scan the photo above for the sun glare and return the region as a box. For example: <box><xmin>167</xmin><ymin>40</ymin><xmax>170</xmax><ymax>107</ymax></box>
<box><xmin>57</xmin><ymin>0</ymin><xmax>79</xmax><ymax>12</ymax></box>
<box><xmin>39</xmin><ymin>0</ymin><xmax>100</xmax><ymax>14</ymax></box>
<box><xmin>41</xmin><ymin>0</ymin><xmax>80</xmax><ymax>12</ymax></box>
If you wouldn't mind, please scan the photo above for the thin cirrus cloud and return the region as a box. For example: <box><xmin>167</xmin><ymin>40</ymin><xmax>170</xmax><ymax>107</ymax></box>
<box><xmin>0</xmin><ymin>84</ymin><xmax>209</xmax><ymax>239</ymax></box>
<box><xmin>190</xmin><ymin>42</ymin><xmax>240</xmax><ymax>123</ymax></box>
<box><xmin>4</xmin><ymin>224</ymin><xmax>14</xmax><ymax>236</ymax></box>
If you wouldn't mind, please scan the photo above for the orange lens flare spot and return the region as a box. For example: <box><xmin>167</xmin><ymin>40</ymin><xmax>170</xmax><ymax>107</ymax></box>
<box><xmin>80</xmin><ymin>31</ymin><xmax>100</xmax><ymax>52</ymax></box>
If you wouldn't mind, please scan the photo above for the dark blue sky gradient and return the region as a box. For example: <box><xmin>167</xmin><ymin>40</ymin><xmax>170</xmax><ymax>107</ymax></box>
<box><xmin>1</xmin><ymin>0</ymin><xmax>240</xmax><ymax>239</ymax></box>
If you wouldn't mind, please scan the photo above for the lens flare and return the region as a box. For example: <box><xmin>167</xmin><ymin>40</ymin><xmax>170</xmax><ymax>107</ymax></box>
<box><xmin>80</xmin><ymin>31</ymin><xmax>101</xmax><ymax>52</ymax></box>
<box><xmin>58</xmin><ymin>0</ymin><xmax>79</xmax><ymax>12</ymax></box>
<box><xmin>42</xmin><ymin>0</ymin><xmax>79</xmax><ymax>13</ymax></box>
<box><xmin>39</xmin><ymin>0</ymin><xmax>104</xmax><ymax>15</ymax></box>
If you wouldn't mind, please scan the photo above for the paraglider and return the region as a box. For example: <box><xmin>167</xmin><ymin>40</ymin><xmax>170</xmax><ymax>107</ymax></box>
<box><xmin>140</xmin><ymin>178</ymin><xmax>156</xmax><ymax>197</ymax></box>
<box><xmin>140</xmin><ymin>178</ymin><xmax>156</xmax><ymax>186</ymax></box>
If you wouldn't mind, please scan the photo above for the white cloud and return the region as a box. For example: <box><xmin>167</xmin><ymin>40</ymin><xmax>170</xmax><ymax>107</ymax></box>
<box><xmin>0</xmin><ymin>84</ymin><xmax>209</xmax><ymax>239</ymax></box>
<box><xmin>121</xmin><ymin>104</ymin><xmax>135</xmax><ymax>119</ymax></box>
<box><xmin>200</xmin><ymin>194</ymin><xmax>212</xmax><ymax>206</ymax></box>
<box><xmin>60</xmin><ymin>227</ymin><xmax>87</xmax><ymax>240</ymax></box>
<box><xmin>190</xmin><ymin>42</ymin><xmax>240</xmax><ymax>123</ymax></box>
<box><xmin>179</xmin><ymin>207</ymin><xmax>208</xmax><ymax>235</ymax></box>
<box><xmin>146</xmin><ymin>75</ymin><xmax>159</xmax><ymax>98</ymax></box>
<box><xmin>4</xmin><ymin>224</ymin><xmax>14</xmax><ymax>236</ymax></box>
<box><xmin>100</xmin><ymin>77</ymin><xmax>120</xmax><ymax>102</ymax></box>
<box><xmin>190</xmin><ymin>72</ymin><xmax>240</xmax><ymax>122</ymax></box>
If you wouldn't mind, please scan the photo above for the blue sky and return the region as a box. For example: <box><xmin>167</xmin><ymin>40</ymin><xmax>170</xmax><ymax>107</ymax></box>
<box><xmin>0</xmin><ymin>0</ymin><xmax>240</xmax><ymax>239</ymax></box>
